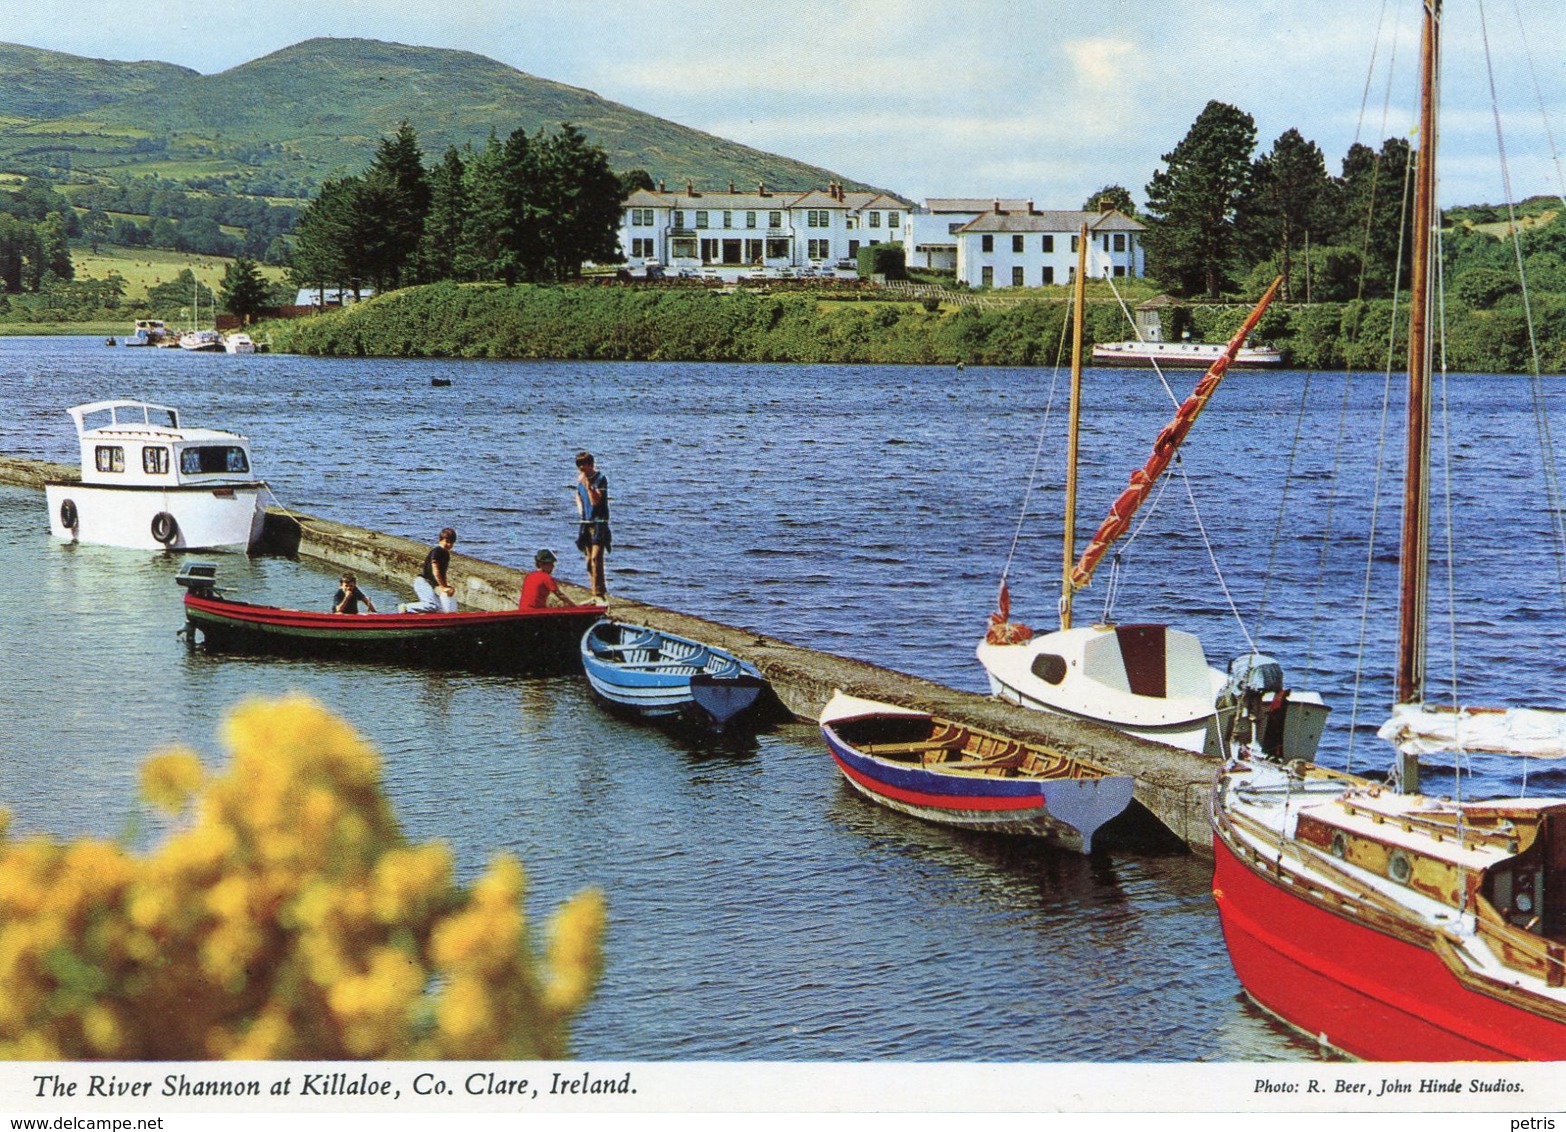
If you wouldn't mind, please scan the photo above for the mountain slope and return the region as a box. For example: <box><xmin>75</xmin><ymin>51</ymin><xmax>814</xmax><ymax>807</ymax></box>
<box><xmin>0</xmin><ymin>38</ymin><xmax>874</xmax><ymax>197</ymax></box>
<box><xmin>0</xmin><ymin>42</ymin><xmax>194</xmax><ymax>125</ymax></box>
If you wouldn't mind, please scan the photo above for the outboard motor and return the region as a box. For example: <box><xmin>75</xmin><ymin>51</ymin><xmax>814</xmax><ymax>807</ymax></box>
<box><xmin>175</xmin><ymin>560</ymin><xmax>219</xmax><ymax>599</ymax></box>
<box><xmin>1219</xmin><ymin>652</ymin><xmax>1330</xmax><ymax>761</ymax></box>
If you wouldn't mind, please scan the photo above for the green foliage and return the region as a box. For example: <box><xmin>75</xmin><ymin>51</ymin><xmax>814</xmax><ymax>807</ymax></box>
<box><xmin>219</xmin><ymin>258</ymin><xmax>270</xmax><ymax>322</ymax></box>
<box><xmin>1452</xmin><ymin>268</ymin><xmax>1522</xmax><ymax>310</ymax></box>
<box><xmin>1144</xmin><ymin>101</ymin><xmax>1258</xmax><ymax>299</ymax></box>
<box><xmin>1084</xmin><ymin>185</ymin><xmax>1135</xmax><ymax>215</ymax></box>
<box><xmin>856</xmin><ymin>243</ymin><xmax>906</xmax><ymax>280</ymax></box>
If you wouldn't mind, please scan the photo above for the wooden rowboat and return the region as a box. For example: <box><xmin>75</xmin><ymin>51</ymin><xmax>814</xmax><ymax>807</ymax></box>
<box><xmin>818</xmin><ymin>691</ymin><xmax>1135</xmax><ymax>853</ymax></box>
<box><xmin>580</xmin><ymin>619</ymin><xmax>768</xmax><ymax>726</ymax></box>
<box><xmin>179</xmin><ymin>564</ymin><xmax>599</xmax><ymax>672</ymax></box>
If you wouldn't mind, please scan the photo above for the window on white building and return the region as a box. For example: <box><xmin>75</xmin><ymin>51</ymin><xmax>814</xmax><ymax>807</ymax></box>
<box><xmin>673</xmin><ymin>211</ymin><xmax>686</xmax><ymax>229</ymax></box>
<box><xmin>869</xmin><ymin>212</ymin><xmax>881</xmax><ymax>228</ymax></box>
<box><xmin>766</xmin><ymin>238</ymin><xmax>789</xmax><ymax>258</ymax></box>
<box><xmin>746</xmin><ymin>212</ymin><xmax>757</xmax><ymax>228</ymax></box>
<box><xmin>981</xmin><ymin>234</ymin><xmax>993</xmax><ymax>252</ymax></box>
<box><xmin>1011</xmin><ymin>234</ymin><xmax>1023</xmax><ymax>253</ymax></box>
<box><xmin>807</xmin><ymin>210</ymin><xmax>829</xmax><ymax>228</ymax></box>
<box><xmin>696</xmin><ymin>211</ymin><xmax>709</xmax><ymax>228</ymax></box>
<box><xmin>1071</xmin><ymin>235</ymin><xmax>1079</xmax><ymax>252</ymax></box>
<box><xmin>1041</xmin><ymin>235</ymin><xmax>1054</xmax><ymax>253</ymax></box>
<box><xmin>888</xmin><ymin>211</ymin><xmax>901</xmax><ymax>228</ymax></box>
<box><xmin>769</xmin><ymin>211</ymin><xmax>782</xmax><ymax>228</ymax></box>
<box><xmin>981</xmin><ymin>266</ymin><xmax>994</xmax><ymax>287</ymax></box>
<box><xmin>631</xmin><ymin>238</ymin><xmax>654</xmax><ymax>257</ymax></box>
<box><xmin>1011</xmin><ymin>266</ymin><xmax>1024</xmax><ymax>287</ymax></box>
<box><xmin>723</xmin><ymin>211</ymin><xmax>733</xmax><ymax>229</ymax></box>
<box><xmin>1042</xmin><ymin>266</ymin><xmax>1054</xmax><ymax>285</ymax></box>
<box><xmin>1114</xmin><ymin>265</ymin><xmax>1127</xmax><ymax>277</ymax></box>
<box><xmin>671</xmin><ymin>238</ymin><xmax>696</xmax><ymax>258</ymax></box>
<box><xmin>630</xmin><ymin>208</ymin><xmax>655</xmax><ymax>226</ymax></box>
<box><xmin>807</xmin><ymin>239</ymin><xmax>830</xmax><ymax>259</ymax></box>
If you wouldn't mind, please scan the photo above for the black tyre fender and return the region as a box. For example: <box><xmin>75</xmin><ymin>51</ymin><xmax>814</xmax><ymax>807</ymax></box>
<box><xmin>151</xmin><ymin>511</ymin><xmax>178</xmax><ymax>544</ymax></box>
<box><xmin>59</xmin><ymin>498</ymin><xmax>78</xmax><ymax>530</ymax></box>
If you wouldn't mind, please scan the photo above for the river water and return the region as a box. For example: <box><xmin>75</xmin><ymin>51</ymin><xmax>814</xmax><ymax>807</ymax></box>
<box><xmin>3</xmin><ymin>334</ymin><xmax>1564</xmax><ymax>1062</ymax></box>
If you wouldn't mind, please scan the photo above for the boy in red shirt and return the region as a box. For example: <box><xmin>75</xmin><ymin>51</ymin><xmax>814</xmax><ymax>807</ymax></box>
<box><xmin>519</xmin><ymin>548</ymin><xmax>568</xmax><ymax>609</ymax></box>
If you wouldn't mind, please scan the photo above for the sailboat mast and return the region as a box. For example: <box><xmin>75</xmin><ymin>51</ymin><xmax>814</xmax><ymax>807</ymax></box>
<box><xmin>1397</xmin><ymin>0</ymin><xmax>1440</xmax><ymax>705</ymax></box>
<box><xmin>1060</xmin><ymin>223</ymin><xmax>1090</xmax><ymax>632</ymax></box>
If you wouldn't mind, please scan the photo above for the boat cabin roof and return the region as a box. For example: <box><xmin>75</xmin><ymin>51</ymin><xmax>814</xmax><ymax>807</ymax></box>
<box><xmin>67</xmin><ymin>400</ymin><xmax>245</xmax><ymax>444</ymax></box>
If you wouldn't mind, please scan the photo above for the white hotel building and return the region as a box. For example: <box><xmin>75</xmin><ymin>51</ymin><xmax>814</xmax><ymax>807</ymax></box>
<box><xmin>618</xmin><ymin>186</ymin><xmax>1147</xmax><ymax>288</ymax></box>
<box><xmin>619</xmin><ymin>182</ymin><xmax>912</xmax><ymax>274</ymax></box>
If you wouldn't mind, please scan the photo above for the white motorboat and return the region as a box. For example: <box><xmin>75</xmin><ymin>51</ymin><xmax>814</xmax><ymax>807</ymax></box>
<box><xmin>222</xmin><ymin>332</ymin><xmax>257</xmax><ymax>354</ymax></box>
<box><xmin>124</xmin><ymin>319</ymin><xmax>170</xmax><ymax>347</ymax></box>
<box><xmin>44</xmin><ymin>400</ymin><xmax>267</xmax><ymax>552</ymax></box>
<box><xmin>1090</xmin><ymin>339</ymin><xmax>1284</xmax><ymax>368</ymax></box>
<box><xmin>178</xmin><ymin>330</ymin><xmax>223</xmax><ymax>352</ymax></box>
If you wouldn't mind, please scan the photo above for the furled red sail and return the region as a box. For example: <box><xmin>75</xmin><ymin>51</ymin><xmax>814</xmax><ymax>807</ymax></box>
<box><xmin>1069</xmin><ymin>276</ymin><xmax>1283</xmax><ymax>592</ymax></box>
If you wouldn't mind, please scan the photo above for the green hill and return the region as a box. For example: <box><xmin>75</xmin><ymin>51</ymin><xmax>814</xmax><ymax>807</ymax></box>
<box><xmin>0</xmin><ymin>38</ymin><xmax>878</xmax><ymax>199</ymax></box>
<box><xmin>0</xmin><ymin>42</ymin><xmax>194</xmax><ymax>125</ymax></box>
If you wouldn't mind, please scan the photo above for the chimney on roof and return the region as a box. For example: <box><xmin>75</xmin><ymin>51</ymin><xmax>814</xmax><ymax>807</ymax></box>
<box><xmin>1027</xmin><ymin>200</ymin><xmax>1035</xmax><ymax>214</ymax></box>
<box><xmin>728</xmin><ymin>181</ymin><xmax>735</xmax><ymax>193</ymax></box>
<box><xmin>993</xmin><ymin>199</ymin><xmax>1002</xmax><ymax>214</ymax></box>
<box><xmin>687</xmin><ymin>180</ymin><xmax>695</xmax><ymax>195</ymax></box>
<box><xmin>758</xmin><ymin>182</ymin><xmax>767</xmax><ymax>196</ymax></box>
<box><xmin>657</xmin><ymin>180</ymin><xmax>665</xmax><ymax>193</ymax></box>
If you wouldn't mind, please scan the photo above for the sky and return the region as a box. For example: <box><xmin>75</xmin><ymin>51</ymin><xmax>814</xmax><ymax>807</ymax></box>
<box><xmin>5</xmin><ymin>0</ymin><xmax>1566</xmax><ymax>209</ymax></box>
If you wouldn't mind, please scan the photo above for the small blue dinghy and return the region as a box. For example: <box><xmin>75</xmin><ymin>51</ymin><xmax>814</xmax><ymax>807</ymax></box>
<box><xmin>580</xmin><ymin>620</ymin><xmax>767</xmax><ymax>726</ymax></box>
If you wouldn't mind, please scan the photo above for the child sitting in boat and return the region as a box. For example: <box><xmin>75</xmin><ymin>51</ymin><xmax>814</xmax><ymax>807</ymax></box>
<box><xmin>332</xmin><ymin>573</ymin><xmax>377</xmax><ymax>614</ymax></box>
<box><xmin>519</xmin><ymin>548</ymin><xmax>568</xmax><ymax>609</ymax></box>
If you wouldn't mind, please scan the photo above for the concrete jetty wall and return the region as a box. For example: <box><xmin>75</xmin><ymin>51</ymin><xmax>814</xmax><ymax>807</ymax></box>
<box><xmin>4</xmin><ymin>457</ymin><xmax>1218</xmax><ymax>853</ymax></box>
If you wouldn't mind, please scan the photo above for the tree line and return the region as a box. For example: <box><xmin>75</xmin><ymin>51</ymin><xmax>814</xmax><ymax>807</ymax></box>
<box><xmin>1129</xmin><ymin>99</ymin><xmax>1419</xmax><ymax>302</ymax></box>
<box><xmin>288</xmin><ymin>121</ymin><xmax>624</xmax><ymax>300</ymax></box>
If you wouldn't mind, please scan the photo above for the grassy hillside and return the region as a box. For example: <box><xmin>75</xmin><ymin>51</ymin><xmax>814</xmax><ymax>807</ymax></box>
<box><xmin>0</xmin><ymin>42</ymin><xmax>193</xmax><ymax>122</ymax></box>
<box><xmin>71</xmin><ymin>245</ymin><xmax>288</xmax><ymax>304</ymax></box>
<box><xmin>0</xmin><ymin>38</ymin><xmax>879</xmax><ymax>199</ymax></box>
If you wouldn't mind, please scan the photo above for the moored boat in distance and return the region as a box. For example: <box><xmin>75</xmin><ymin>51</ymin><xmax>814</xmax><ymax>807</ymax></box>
<box><xmin>179</xmin><ymin>563</ymin><xmax>600</xmax><ymax>672</ymax></box>
<box><xmin>223</xmin><ymin>332</ymin><xmax>257</xmax><ymax>354</ymax></box>
<box><xmin>1090</xmin><ymin>339</ymin><xmax>1284</xmax><ymax>368</ymax></box>
<box><xmin>580</xmin><ymin>619</ymin><xmax>768</xmax><ymax>726</ymax></box>
<box><xmin>818</xmin><ymin>690</ymin><xmax>1135</xmax><ymax>853</ymax></box>
<box><xmin>124</xmin><ymin>318</ymin><xmax>171</xmax><ymax>347</ymax></box>
<box><xmin>44</xmin><ymin>400</ymin><xmax>266</xmax><ymax>552</ymax></box>
<box><xmin>178</xmin><ymin>329</ymin><xmax>223</xmax><ymax>352</ymax></box>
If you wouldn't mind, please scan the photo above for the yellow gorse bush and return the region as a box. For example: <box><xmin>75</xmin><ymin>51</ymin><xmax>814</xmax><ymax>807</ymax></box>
<box><xmin>0</xmin><ymin>693</ymin><xmax>605</xmax><ymax>1060</ymax></box>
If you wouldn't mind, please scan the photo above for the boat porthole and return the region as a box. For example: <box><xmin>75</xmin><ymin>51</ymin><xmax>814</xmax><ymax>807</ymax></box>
<box><xmin>1030</xmin><ymin>653</ymin><xmax>1068</xmax><ymax>685</ymax></box>
<box><xmin>151</xmin><ymin>512</ymin><xmax>178</xmax><ymax>545</ymax></box>
<box><xmin>1388</xmin><ymin>849</ymin><xmax>1412</xmax><ymax>885</ymax></box>
<box><xmin>59</xmin><ymin>499</ymin><xmax>77</xmax><ymax>530</ymax></box>
<box><xmin>1330</xmin><ymin>832</ymin><xmax>1346</xmax><ymax>859</ymax></box>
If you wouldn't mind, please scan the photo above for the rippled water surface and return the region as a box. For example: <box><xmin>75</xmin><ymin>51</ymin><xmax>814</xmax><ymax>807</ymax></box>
<box><xmin>4</xmin><ymin>334</ymin><xmax>1564</xmax><ymax>1060</ymax></box>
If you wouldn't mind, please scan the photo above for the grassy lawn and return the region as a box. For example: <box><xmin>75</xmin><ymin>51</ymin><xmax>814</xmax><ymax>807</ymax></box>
<box><xmin>72</xmin><ymin>245</ymin><xmax>288</xmax><ymax>303</ymax></box>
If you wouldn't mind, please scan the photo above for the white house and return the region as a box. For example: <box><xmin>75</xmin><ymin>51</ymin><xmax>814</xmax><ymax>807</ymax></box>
<box><xmin>954</xmin><ymin>207</ymin><xmax>1146</xmax><ymax>289</ymax></box>
<box><xmin>902</xmin><ymin>198</ymin><xmax>1035</xmax><ymax>271</ymax></box>
<box><xmin>619</xmin><ymin>182</ymin><xmax>911</xmax><ymax>275</ymax></box>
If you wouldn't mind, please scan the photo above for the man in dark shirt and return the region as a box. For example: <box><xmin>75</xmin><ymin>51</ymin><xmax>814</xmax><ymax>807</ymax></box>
<box><xmin>574</xmin><ymin>452</ymin><xmax>611</xmax><ymax>601</ymax></box>
<box><xmin>332</xmin><ymin>573</ymin><xmax>377</xmax><ymax>614</ymax></box>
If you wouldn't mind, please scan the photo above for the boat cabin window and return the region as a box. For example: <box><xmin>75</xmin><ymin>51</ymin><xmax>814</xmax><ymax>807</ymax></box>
<box><xmin>142</xmin><ymin>446</ymin><xmax>170</xmax><ymax>475</ymax></box>
<box><xmin>1030</xmin><ymin>654</ymin><xmax>1068</xmax><ymax>685</ymax></box>
<box><xmin>180</xmin><ymin>446</ymin><xmax>249</xmax><ymax>475</ymax></box>
<box><xmin>94</xmin><ymin>446</ymin><xmax>125</xmax><ymax>474</ymax></box>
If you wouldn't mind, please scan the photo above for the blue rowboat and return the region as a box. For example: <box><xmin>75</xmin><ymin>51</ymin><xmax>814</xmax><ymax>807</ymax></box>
<box><xmin>580</xmin><ymin>620</ymin><xmax>767</xmax><ymax>726</ymax></box>
<box><xmin>818</xmin><ymin>690</ymin><xmax>1136</xmax><ymax>853</ymax></box>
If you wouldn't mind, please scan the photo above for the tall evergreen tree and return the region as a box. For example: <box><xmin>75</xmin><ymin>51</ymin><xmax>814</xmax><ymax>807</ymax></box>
<box><xmin>1335</xmin><ymin>138</ymin><xmax>1415</xmax><ymax>297</ymax></box>
<box><xmin>416</xmin><ymin>146</ymin><xmax>468</xmax><ymax>283</ymax></box>
<box><xmin>363</xmin><ymin>121</ymin><xmax>431</xmax><ymax>290</ymax></box>
<box><xmin>532</xmin><ymin>124</ymin><xmax>624</xmax><ymax>281</ymax></box>
<box><xmin>1243</xmin><ymin>129</ymin><xmax>1334</xmax><ymax>300</ymax></box>
<box><xmin>219</xmin><ymin>257</ymin><xmax>271</xmax><ymax>323</ymax></box>
<box><xmin>457</xmin><ymin>133</ymin><xmax>523</xmax><ymax>284</ymax></box>
<box><xmin>1144</xmin><ymin>100</ymin><xmax>1258</xmax><ymax>298</ymax></box>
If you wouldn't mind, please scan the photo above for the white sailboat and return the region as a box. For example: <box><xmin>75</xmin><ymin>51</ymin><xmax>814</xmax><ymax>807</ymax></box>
<box><xmin>976</xmin><ymin>233</ymin><xmax>1327</xmax><ymax>758</ymax></box>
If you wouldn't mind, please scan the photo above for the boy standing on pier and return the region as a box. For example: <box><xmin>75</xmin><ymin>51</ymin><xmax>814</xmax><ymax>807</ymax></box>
<box><xmin>574</xmin><ymin>452</ymin><xmax>610</xmax><ymax>602</ymax></box>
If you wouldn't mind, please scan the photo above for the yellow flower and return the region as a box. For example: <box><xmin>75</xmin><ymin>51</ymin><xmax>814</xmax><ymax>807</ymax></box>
<box><xmin>140</xmin><ymin>750</ymin><xmax>205</xmax><ymax>815</ymax></box>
